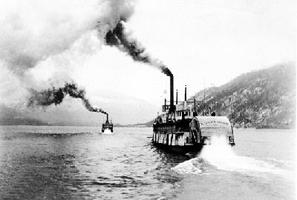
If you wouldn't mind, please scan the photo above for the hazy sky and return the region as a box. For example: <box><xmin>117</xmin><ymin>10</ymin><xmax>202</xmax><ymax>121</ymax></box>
<box><xmin>0</xmin><ymin>0</ymin><xmax>295</xmax><ymax>124</ymax></box>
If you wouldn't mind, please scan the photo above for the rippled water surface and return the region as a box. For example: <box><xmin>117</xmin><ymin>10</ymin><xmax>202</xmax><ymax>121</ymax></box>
<box><xmin>0</xmin><ymin>126</ymin><xmax>295</xmax><ymax>200</ymax></box>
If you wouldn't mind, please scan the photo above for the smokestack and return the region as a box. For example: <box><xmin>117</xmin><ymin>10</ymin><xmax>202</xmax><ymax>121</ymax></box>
<box><xmin>106</xmin><ymin>113</ymin><xmax>109</xmax><ymax>122</ymax></box>
<box><xmin>169</xmin><ymin>75</ymin><xmax>175</xmax><ymax>113</ymax></box>
<box><xmin>176</xmin><ymin>89</ymin><xmax>178</xmax><ymax>105</ymax></box>
<box><xmin>164</xmin><ymin>98</ymin><xmax>167</xmax><ymax>106</ymax></box>
<box><xmin>184</xmin><ymin>85</ymin><xmax>187</xmax><ymax>101</ymax></box>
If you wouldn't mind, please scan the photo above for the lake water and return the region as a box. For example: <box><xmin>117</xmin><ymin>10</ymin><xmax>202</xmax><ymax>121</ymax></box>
<box><xmin>0</xmin><ymin>126</ymin><xmax>295</xmax><ymax>200</ymax></box>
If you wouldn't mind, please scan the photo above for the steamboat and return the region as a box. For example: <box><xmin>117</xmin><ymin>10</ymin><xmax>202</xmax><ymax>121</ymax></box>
<box><xmin>101</xmin><ymin>113</ymin><xmax>113</xmax><ymax>133</ymax></box>
<box><xmin>152</xmin><ymin>74</ymin><xmax>235</xmax><ymax>153</ymax></box>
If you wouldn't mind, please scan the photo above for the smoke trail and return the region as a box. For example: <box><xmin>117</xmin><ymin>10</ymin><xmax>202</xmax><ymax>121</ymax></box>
<box><xmin>1</xmin><ymin>0</ymin><xmax>170</xmax><ymax>113</ymax></box>
<box><xmin>0</xmin><ymin>0</ymin><xmax>137</xmax><ymax>115</ymax></box>
<box><xmin>28</xmin><ymin>82</ymin><xmax>107</xmax><ymax>114</ymax></box>
<box><xmin>104</xmin><ymin>20</ymin><xmax>173</xmax><ymax>77</ymax></box>
<box><xmin>0</xmin><ymin>0</ymin><xmax>134</xmax><ymax>75</ymax></box>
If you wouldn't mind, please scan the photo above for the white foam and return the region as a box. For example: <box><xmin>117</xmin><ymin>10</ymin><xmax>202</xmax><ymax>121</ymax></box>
<box><xmin>173</xmin><ymin>136</ymin><xmax>281</xmax><ymax>175</ymax></box>
<box><xmin>102</xmin><ymin>129</ymin><xmax>113</xmax><ymax>135</ymax></box>
<box><xmin>202</xmin><ymin>136</ymin><xmax>281</xmax><ymax>173</ymax></box>
<box><xmin>172</xmin><ymin>158</ymin><xmax>203</xmax><ymax>175</ymax></box>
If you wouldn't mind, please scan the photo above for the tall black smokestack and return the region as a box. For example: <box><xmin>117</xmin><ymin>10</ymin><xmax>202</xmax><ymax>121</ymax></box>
<box><xmin>106</xmin><ymin>113</ymin><xmax>109</xmax><ymax>122</ymax></box>
<box><xmin>28</xmin><ymin>82</ymin><xmax>107</xmax><ymax>115</ymax></box>
<box><xmin>169</xmin><ymin>75</ymin><xmax>174</xmax><ymax>113</ymax></box>
<box><xmin>184</xmin><ymin>85</ymin><xmax>187</xmax><ymax>101</ymax></box>
<box><xmin>176</xmin><ymin>89</ymin><xmax>178</xmax><ymax>105</ymax></box>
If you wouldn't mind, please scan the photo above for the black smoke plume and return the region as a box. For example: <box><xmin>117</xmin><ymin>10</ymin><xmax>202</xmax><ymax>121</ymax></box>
<box><xmin>28</xmin><ymin>82</ymin><xmax>107</xmax><ymax>115</ymax></box>
<box><xmin>104</xmin><ymin>20</ymin><xmax>173</xmax><ymax>77</ymax></box>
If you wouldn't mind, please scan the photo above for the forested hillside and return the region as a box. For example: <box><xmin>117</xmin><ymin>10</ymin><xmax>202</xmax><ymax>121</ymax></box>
<box><xmin>190</xmin><ymin>63</ymin><xmax>296</xmax><ymax>128</ymax></box>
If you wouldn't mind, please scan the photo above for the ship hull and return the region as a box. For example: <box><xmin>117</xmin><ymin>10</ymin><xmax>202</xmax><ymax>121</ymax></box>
<box><xmin>102</xmin><ymin>128</ymin><xmax>113</xmax><ymax>133</ymax></box>
<box><xmin>152</xmin><ymin>129</ymin><xmax>204</xmax><ymax>154</ymax></box>
<box><xmin>152</xmin><ymin>116</ymin><xmax>235</xmax><ymax>154</ymax></box>
<box><xmin>152</xmin><ymin>142</ymin><xmax>203</xmax><ymax>154</ymax></box>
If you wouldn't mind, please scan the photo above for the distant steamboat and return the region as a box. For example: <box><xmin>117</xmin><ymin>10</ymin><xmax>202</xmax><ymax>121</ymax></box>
<box><xmin>152</xmin><ymin>75</ymin><xmax>235</xmax><ymax>154</ymax></box>
<box><xmin>102</xmin><ymin>113</ymin><xmax>113</xmax><ymax>133</ymax></box>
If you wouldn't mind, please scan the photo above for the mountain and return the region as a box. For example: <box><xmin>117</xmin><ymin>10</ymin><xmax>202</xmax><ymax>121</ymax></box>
<box><xmin>114</xmin><ymin>119</ymin><xmax>154</xmax><ymax>127</ymax></box>
<box><xmin>0</xmin><ymin>105</ymin><xmax>49</xmax><ymax>125</ymax></box>
<box><xmin>189</xmin><ymin>63</ymin><xmax>296</xmax><ymax>128</ymax></box>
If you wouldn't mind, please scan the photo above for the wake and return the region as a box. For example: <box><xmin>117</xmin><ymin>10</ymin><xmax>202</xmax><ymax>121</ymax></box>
<box><xmin>172</xmin><ymin>136</ymin><xmax>281</xmax><ymax>175</ymax></box>
<box><xmin>102</xmin><ymin>129</ymin><xmax>114</xmax><ymax>135</ymax></box>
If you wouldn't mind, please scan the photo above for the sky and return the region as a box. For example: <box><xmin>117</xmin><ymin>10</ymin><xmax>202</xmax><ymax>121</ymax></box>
<box><xmin>0</xmin><ymin>0</ymin><xmax>295</xmax><ymax>124</ymax></box>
